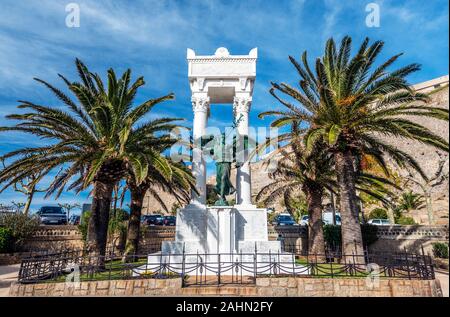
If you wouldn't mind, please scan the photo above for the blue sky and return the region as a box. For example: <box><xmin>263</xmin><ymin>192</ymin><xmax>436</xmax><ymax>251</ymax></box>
<box><xmin>0</xmin><ymin>0</ymin><xmax>448</xmax><ymax>213</ymax></box>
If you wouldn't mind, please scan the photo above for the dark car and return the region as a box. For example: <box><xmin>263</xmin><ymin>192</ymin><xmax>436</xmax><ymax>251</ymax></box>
<box><xmin>272</xmin><ymin>214</ymin><xmax>297</xmax><ymax>226</ymax></box>
<box><xmin>142</xmin><ymin>214</ymin><xmax>164</xmax><ymax>226</ymax></box>
<box><xmin>37</xmin><ymin>206</ymin><xmax>67</xmax><ymax>225</ymax></box>
<box><xmin>163</xmin><ymin>216</ymin><xmax>176</xmax><ymax>226</ymax></box>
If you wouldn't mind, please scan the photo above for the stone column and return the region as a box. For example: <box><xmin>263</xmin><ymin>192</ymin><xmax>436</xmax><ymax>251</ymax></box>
<box><xmin>191</xmin><ymin>95</ymin><xmax>209</xmax><ymax>205</ymax></box>
<box><xmin>233</xmin><ymin>96</ymin><xmax>252</xmax><ymax>206</ymax></box>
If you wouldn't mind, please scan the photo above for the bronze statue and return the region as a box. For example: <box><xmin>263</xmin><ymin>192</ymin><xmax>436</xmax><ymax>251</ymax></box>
<box><xmin>203</xmin><ymin>132</ymin><xmax>235</xmax><ymax>206</ymax></box>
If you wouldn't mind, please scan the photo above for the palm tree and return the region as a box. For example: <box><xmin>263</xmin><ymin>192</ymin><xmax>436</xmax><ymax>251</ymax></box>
<box><xmin>0</xmin><ymin>59</ymin><xmax>175</xmax><ymax>258</ymax></box>
<box><xmin>396</xmin><ymin>191</ymin><xmax>425</xmax><ymax>212</ymax></box>
<box><xmin>260</xmin><ymin>36</ymin><xmax>449</xmax><ymax>256</ymax></box>
<box><xmin>257</xmin><ymin>140</ymin><xmax>332</xmax><ymax>257</ymax></box>
<box><xmin>256</xmin><ymin>134</ymin><xmax>396</xmax><ymax>258</ymax></box>
<box><xmin>124</xmin><ymin>159</ymin><xmax>195</xmax><ymax>261</ymax></box>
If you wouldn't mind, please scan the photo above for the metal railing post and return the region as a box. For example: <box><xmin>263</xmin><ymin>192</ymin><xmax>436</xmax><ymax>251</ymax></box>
<box><xmin>404</xmin><ymin>247</ymin><xmax>411</xmax><ymax>280</ymax></box>
<box><xmin>218</xmin><ymin>253</ymin><xmax>221</xmax><ymax>285</ymax></box>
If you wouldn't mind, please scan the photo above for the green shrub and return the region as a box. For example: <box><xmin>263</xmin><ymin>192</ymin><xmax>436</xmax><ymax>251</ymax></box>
<box><xmin>0</xmin><ymin>227</ymin><xmax>13</xmax><ymax>253</ymax></box>
<box><xmin>0</xmin><ymin>213</ymin><xmax>40</xmax><ymax>252</ymax></box>
<box><xmin>396</xmin><ymin>216</ymin><xmax>416</xmax><ymax>225</ymax></box>
<box><xmin>323</xmin><ymin>224</ymin><xmax>379</xmax><ymax>249</ymax></box>
<box><xmin>432</xmin><ymin>243</ymin><xmax>449</xmax><ymax>259</ymax></box>
<box><xmin>361</xmin><ymin>224</ymin><xmax>379</xmax><ymax>246</ymax></box>
<box><xmin>368</xmin><ymin>208</ymin><xmax>388</xmax><ymax>220</ymax></box>
<box><xmin>78</xmin><ymin>211</ymin><xmax>91</xmax><ymax>242</ymax></box>
<box><xmin>323</xmin><ymin>225</ymin><xmax>341</xmax><ymax>248</ymax></box>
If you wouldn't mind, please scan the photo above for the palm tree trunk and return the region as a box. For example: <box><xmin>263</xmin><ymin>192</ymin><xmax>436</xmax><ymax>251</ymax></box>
<box><xmin>87</xmin><ymin>180</ymin><xmax>114</xmax><ymax>261</ymax></box>
<box><xmin>305</xmin><ymin>186</ymin><xmax>326</xmax><ymax>261</ymax></box>
<box><xmin>334</xmin><ymin>150</ymin><xmax>365</xmax><ymax>260</ymax></box>
<box><xmin>123</xmin><ymin>184</ymin><xmax>146</xmax><ymax>262</ymax></box>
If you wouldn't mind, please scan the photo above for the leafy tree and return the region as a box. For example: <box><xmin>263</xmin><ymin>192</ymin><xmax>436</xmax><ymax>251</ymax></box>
<box><xmin>1</xmin><ymin>158</ymin><xmax>52</xmax><ymax>216</ymax></box>
<box><xmin>11</xmin><ymin>201</ymin><xmax>25</xmax><ymax>213</ymax></box>
<box><xmin>58</xmin><ymin>202</ymin><xmax>80</xmax><ymax>220</ymax></box>
<box><xmin>260</xmin><ymin>36</ymin><xmax>449</xmax><ymax>256</ymax></box>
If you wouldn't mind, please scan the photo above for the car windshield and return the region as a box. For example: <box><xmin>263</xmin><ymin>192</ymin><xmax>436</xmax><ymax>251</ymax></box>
<box><xmin>336</xmin><ymin>215</ymin><xmax>341</xmax><ymax>222</ymax></box>
<box><xmin>279</xmin><ymin>215</ymin><xmax>293</xmax><ymax>221</ymax></box>
<box><xmin>39</xmin><ymin>207</ymin><xmax>64</xmax><ymax>214</ymax></box>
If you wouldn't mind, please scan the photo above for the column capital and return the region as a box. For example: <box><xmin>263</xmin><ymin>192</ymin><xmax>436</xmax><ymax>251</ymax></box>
<box><xmin>233</xmin><ymin>96</ymin><xmax>252</xmax><ymax>114</ymax></box>
<box><xmin>191</xmin><ymin>96</ymin><xmax>210</xmax><ymax>113</ymax></box>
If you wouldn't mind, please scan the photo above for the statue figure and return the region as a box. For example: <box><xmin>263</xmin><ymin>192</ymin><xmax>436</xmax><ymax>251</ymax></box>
<box><xmin>204</xmin><ymin>132</ymin><xmax>236</xmax><ymax>206</ymax></box>
<box><xmin>201</xmin><ymin>115</ymin><xmax>252</xmax><ymax>206</ymax></box>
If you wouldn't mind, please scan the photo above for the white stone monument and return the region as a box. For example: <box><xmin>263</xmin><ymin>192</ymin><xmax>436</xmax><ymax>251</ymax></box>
<box><xmin>137</xmin><ymin>48</ymin><xmax>306</xmax><ymax>276</ymax></box>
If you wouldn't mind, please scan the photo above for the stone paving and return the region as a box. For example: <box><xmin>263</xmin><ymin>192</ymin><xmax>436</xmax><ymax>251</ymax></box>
<box><xmin>435</xmin><ymin>270</ymin><xmax>449</xmax><ymax>297</ymax></box>
<box><xmin>0</xmin><ymin>264</ymin><xmax>20</xmax><ymax>297</ymax></box>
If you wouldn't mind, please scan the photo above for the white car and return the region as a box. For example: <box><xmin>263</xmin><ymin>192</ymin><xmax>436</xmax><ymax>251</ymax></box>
<box><xmin>299</xmin><ymin>212</ymin><xmax>342</xmax><ymax>226</ymax></box>
<box><xmin>367</xmin><ymin>219</ymin><xmax>391</xmax><ymax>226</ymax></box>
<box><xmin>300</xmin><ymin>215</ymin><xmax>309</xmax><ymax>226</ymax></box>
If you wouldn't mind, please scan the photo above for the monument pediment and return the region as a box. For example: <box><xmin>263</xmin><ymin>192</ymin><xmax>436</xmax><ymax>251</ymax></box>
<box><xmin>187</xmin><ymin>48</ymin><xmax>257</xmax><ymax>89</ymax></box>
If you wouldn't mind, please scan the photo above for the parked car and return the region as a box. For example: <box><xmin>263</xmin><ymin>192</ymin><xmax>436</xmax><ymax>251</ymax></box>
<box><xmin>367</xmin><ymin>219</ymin><xmax>391</xmax><ymax>226</ymax></box>
<box><xmin>36</xmin><ymin>206</ymin><xmax>67</xmax><ymax>225</ymax></box>
<box><xmin>322</xmin><ymin>212</ymin><xmax>342</xmax><ymax>225</ymax></box>
<box><xmin>300</xmin><ymin>215</ymin><xmax>309</xmax><ymax>226</ymax></box>
<box><xmin>299</xmin><ymin>212</ymin><xmax>342</xmax><ymax>226</ymax></box>
<box><xmin>142</xmin><ymin>214</ymin><xmax>164</xmax><ymax>226</ymax></box>
<box><xmin>272</xmin><ymin>213</ymin><xmax>297</xmax><ymax>226</ymax></box>
<box><xmin>68</xmin><ymin>215</ymin><xmax>80</xmax><ymax>225</ymax></box>
<box><xmin>163</xmin><ymin>216</ymin><xmax>176</xmax><ymax>226</ymax></box>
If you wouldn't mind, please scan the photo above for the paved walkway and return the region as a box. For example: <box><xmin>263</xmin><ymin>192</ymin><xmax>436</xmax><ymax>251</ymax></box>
<box><xmin>0</xmin><ymin>264</ymin><xmax>20</xmax><ymax>297</ymax></box>
<box><xmin>435</xmin><ymin>270</ymin><xmax>449</xmax><ymax>297</ymax></box>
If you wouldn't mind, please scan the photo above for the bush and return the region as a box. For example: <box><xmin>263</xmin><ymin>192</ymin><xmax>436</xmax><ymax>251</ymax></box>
<box><xmin>361</xmin><ymin>224</ymin><xmax>379</xmax><ymax>246</ymax></box>
<box><xmin>323</xmin><ymin>224</ymin><xmax>379</xmax><ymax>250</ymax></box>
<box><xmin>0</xmin><ymin>227</ymin><xmax>13</xmax><ymax>253</ymax></box>
<box><xmin>323</xmin><ymin>225</ymin><xmax>341</xmax><ymax>249</ymax></box>
<box><xmin>432</xmin><ymin>243</ymin><xmax>449</xmax><ymax>259</ymax></box>
<box><xmin>368</xmin><ymin>208</ymin><xmax>388</xmax><ymax>220</ymax></box>
<box><xmin>78</xmin><ymin>211</ymin><xmax>91</xmax><ymax>242</ymax></box>
<box><xmin>0</xmin><ymin>213</ymin><xmax>40</xmax><ymax>252</ymax></box>
<box><xmin>396</xmin><ymin>216</ymin><xmax>416</xmax><ymax>225</ymax></box>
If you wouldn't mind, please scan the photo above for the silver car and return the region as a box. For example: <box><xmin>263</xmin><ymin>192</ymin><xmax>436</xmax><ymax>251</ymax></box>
<box><xmin>367</xmin><ymin>219</ymin><xmax>391</xmax><ymax>226</ymax></box>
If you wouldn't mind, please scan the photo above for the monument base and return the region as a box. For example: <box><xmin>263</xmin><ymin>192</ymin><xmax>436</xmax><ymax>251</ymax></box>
<box><xmin>135</xmin><ymin>204</ymin><xmax>308</xmax><ymax>276</ymax></box>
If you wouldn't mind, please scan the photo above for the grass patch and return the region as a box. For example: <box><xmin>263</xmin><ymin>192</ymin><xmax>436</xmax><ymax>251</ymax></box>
<box><xmin>43</xmin><ymin>257</ymin><xmax>180</xmax><ymax>283</ymax></box>
<box><xmin>294</xmin><ymin>259</ymin><xmax>370</xmax><ymax>278</ymax></box>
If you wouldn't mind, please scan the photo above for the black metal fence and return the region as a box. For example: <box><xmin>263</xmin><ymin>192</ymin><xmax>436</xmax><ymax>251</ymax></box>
<box><xmin>18</xmin><ymin>247</ymin><xmax>435</xmax><ymax>286</ymax></box>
